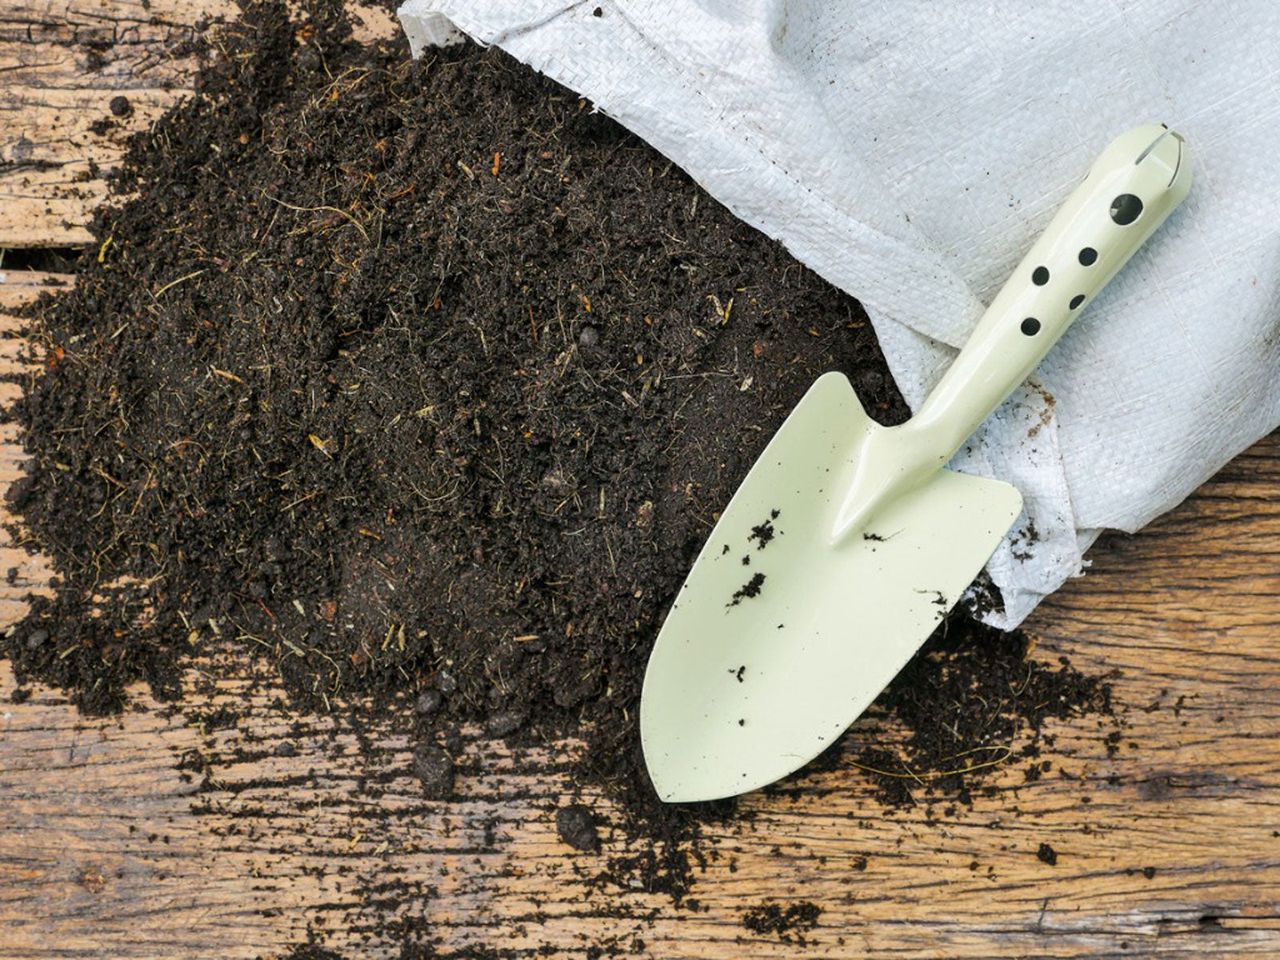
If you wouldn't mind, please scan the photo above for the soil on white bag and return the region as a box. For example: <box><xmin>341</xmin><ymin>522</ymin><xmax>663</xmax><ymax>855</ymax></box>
<box><xmin>2</xmin><ymin>0</ymin><xmax>1122</xmax><ymax>946</ymax></box>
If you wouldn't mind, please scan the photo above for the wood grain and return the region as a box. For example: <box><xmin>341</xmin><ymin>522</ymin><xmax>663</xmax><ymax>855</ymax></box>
<box><xmin>0</xmin><ymin>0</ymin><xmax>232</xmax><ymax>247</ymax></box>
<box><xmin>0</xmin><ymin>0</ymin><xmax>395</xmax><ymax>248</ymax></box>
<box><xmin>2</xmin><ymin>4</ymin><xmax>1280</xmax><ymax>956</ymax></box>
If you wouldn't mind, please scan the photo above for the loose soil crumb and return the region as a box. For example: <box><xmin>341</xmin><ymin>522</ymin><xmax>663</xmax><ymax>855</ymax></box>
<box><xmin>411</xmin><ymin>742</ymin><xmax>454</xmax><ymax>800</ymax></box>
<box><xmin>1037</xmin><ymin>842</ymin><xmax>1059</xmax><ymax>866</ymax></box>
<box><xmin>747</xmin><ymin>511</ymin><xmax>778</xmax><ymax>549</ymax></box>
<box><xmin>556</xmin><ymin>803</ymin><xmax>600</xmax><ymax>852</ymax></box>
<box><xmin>728</xmin><ymin>572</ymin><xmax>767</xmax><ymax>607</ymax></box>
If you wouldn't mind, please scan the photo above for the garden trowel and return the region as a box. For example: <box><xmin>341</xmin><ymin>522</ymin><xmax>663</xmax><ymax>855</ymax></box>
<box><xmin>640</xmin><ymin>124</ymin><xmax>1191</xmax><ymax>803</ymax></box>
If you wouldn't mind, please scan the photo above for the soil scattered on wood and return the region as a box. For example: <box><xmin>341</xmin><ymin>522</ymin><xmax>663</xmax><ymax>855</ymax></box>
<box><xmin>852</xmin><ymin>623</ymin><xmax>1118</xmax><ymax>809</ymax></box>
<box><xmin>2</xmin><ymin>0</ymin><xmax>1122</xmax><ymax>943</ymax></box>
<box><xmin>742</xmin><ymin>901</ymin><xmax>823</xmax><ymax>943</ymax></box>
<box><xmin>411</xmin><ymin>742</ymin><xmax>454</xmax><ymax>800</ymax></box>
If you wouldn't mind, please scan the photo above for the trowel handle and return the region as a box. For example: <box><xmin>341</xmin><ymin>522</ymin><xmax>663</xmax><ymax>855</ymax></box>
<box><xmin>912</xmin><ymin>124</ymin><xmax>1191</xmax><ymax>456</ymax></box>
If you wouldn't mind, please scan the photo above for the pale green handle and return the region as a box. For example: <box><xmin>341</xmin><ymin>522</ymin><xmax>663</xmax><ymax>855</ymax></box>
<box><xmin>913</xmin><ymin>124</ymin><xmax>1192</xmax><ymax>458</ymax></box>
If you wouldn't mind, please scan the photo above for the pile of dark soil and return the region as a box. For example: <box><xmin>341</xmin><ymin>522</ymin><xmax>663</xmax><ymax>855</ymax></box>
<box><xmin>3</xmin><ymin>0</ymin><xmax>1117</xmax><ymax>911</ymax></box>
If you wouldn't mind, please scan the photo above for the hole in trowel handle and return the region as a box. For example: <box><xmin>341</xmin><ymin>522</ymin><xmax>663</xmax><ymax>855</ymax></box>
<box><xmin>1109</xmin><ymin>193</ymin><xmax>1143</xmax><ymax>225</ymax></box>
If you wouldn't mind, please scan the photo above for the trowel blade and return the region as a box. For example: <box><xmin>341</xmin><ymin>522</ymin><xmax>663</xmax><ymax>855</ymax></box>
<box><xmin>639</xmin><ymin>373</ymin><xmax>1023</xmax><ymax>803</ymax></box>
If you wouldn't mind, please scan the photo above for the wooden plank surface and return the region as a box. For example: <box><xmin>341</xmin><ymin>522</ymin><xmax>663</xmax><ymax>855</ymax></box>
<box><xmin>0</xmin><ymin>0</ymin><xmax>395</xmax><ymax>247</ymax></box>
<box><xmin>0</xmin><ymin>0</ymin><xmax>232</xmax><ymax>247</ymax></box>
<box><xmin>3</xmin><ymin>4</ymin><xmax>1280</xmax><ymax>957</ymax></box>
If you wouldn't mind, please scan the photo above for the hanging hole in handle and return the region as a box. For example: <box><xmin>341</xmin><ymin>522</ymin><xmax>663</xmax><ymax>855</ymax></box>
<box><xmin>1110</xmin><ymin>194</ymin><xmax>1143</xmax><ymax>225</ymax></box>
<box><xmin>1079</xmin><ymin>247</ymin><xmax>1098</xmax><ymax>266</ymax></box>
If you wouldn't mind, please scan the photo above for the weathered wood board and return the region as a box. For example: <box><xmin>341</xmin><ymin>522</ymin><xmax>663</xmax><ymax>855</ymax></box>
<box><xmin>0</xmin><ymin>0</ymin><xmax>234</xmax><ymax>247</ymax></box>
<box><xmin>0</xmin><ymin>0</ymin><xmax>394</xmax><ymax>248</ymax></box>
<box><xmin>2</xmin><ymin>4</ymin><xmax>1280</xmax><ymax>957</ymax></box>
